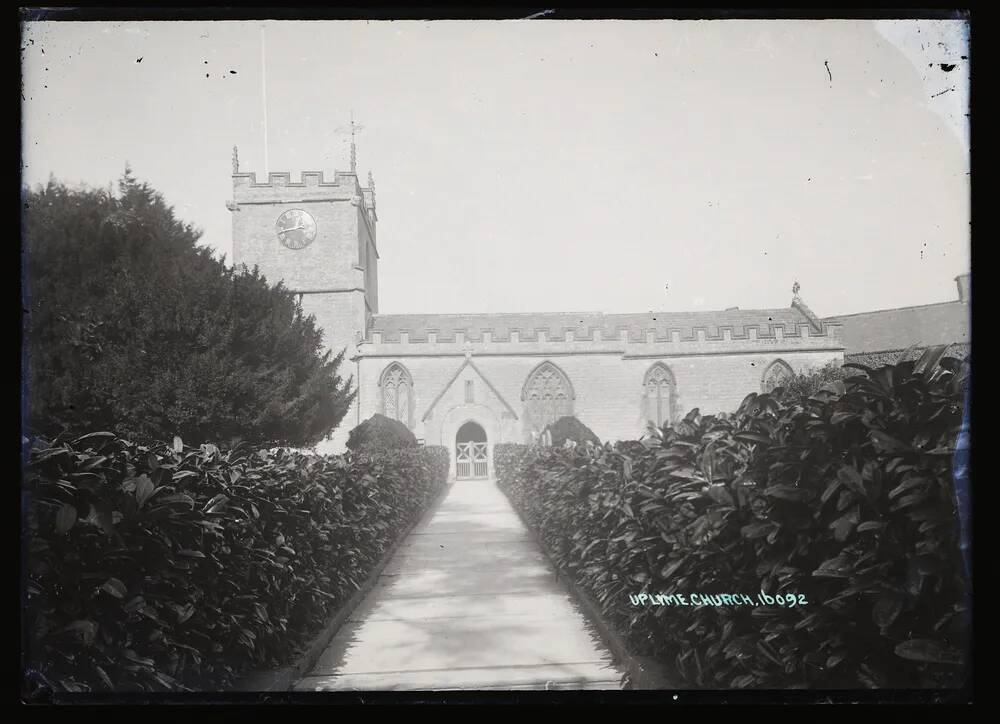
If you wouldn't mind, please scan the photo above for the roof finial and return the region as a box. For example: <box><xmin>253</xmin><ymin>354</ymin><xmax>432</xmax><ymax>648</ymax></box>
<box><xmin>367</xmin><ymin>170</ymin><xmax>375</xmax><ymax>192</ymax></box>
<box><xmin>792</xmin><ymin>280</ymin><xmax>801</xmax><ymax>302</ymax></box>
<box><xmin>232</xmin><ymin>145</ymin><xmax>239</xmax><ymax>174</ymax></box>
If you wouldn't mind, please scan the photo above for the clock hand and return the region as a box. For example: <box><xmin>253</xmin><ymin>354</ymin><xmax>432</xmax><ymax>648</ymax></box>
<box><xmin>278</xmin><ymin>225</ymin><xmax>306</xmax><ymax>234</ymax></box>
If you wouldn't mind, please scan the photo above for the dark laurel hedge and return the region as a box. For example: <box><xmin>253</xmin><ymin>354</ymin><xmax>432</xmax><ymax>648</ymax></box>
<box><xmin>495</xmin><ymin>352</ymin><xmax>970</xmax><ymax>688</ymax></box>
<box><xmin>542</xmin><ymin>416</ymin><xmax>601</xmax><ymax>447</ymax></box>
<box><xmin>23</xmin><ymin>433</ymin><xmax>449</xmax><ymax>693</ymax></box>
<box><xmin>346</xmin><ymin>414</ymin><xmax>418</xmax><ymax>453</ymax></box>
<box><xmin>422</xmin><ymin>445</ymin><xmax>451</xmax><ymax>486</ymax></box>
<box><xmin>494</xmin><ymin>443</ymin><xmax>531</xmax><ymax>485</ymax></box>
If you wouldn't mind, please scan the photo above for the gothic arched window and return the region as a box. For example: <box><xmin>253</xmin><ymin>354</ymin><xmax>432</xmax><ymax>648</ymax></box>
<box><xmin>761</xmin><ymin>358</ymin><xmax>794</xmax><ymax>393</ymax></box>
<box><xmin>521</xmin><ymin>361</ymin><xmax>574</xmax><ymax>440</ymax></box>
<box><xmin>380</xmin><ymin>362</ymin><xmax>414</xmax><ymax>429</ymax></box>
<box><xmin>643</xmin><ymin>363</ymin><xmax>676</xmax><ymax>428</ymax></box>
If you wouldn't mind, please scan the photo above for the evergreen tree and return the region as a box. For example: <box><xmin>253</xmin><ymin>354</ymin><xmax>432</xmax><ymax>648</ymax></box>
<box><xmin>22</xmin><ymin>170</ymin><xmax>355</xmax><ymax>447</ymax></box>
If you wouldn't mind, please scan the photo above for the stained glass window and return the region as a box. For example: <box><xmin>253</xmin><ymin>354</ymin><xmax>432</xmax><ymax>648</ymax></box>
<box><xmin>762</xmin><ymin>359</ymin><xmax>794</xmax><ymax>393</ymax></box>
<box><xmin>643</xmin><ymin>363</ymin><xmax>676</xmax><ymax>427</ymax></box>
<box><xmin>381</xmin><ymin>362</ymin><xmax>413</xmax><ymax>428</ymax></box>
<box><xmin>522</xmin><ymin>361</ymin><xmax>574</xmax><ymax>440</ymax></box>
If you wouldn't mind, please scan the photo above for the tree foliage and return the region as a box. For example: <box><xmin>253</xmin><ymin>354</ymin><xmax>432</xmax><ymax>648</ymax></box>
<box><xmin>541</xmin><ymin>415</ymin><xmax>601</xmax><ymax>447</ymax></box>
<box><xmin>346</xmin><ymin>414</ymin><xmax>418</xmax><ymax>453</ymax></box>
<box><xmin>771</xmin><ymin>360</ymin><xmax>850</xmax><ymax>402</ymax></box>
<box><xmin>22</xmin><ymin>171</ymin><xmax>355</xmax><ymax>447</ymax></box>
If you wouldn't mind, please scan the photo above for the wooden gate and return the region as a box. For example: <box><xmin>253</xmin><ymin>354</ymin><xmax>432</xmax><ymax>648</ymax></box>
<box><xmin>456</xmin><ymin>442</ymin><xmax>488</xmax><ymax>479</ymax></box>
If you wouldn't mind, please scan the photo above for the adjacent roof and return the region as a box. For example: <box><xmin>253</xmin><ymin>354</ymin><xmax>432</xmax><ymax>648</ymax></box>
<box><xmin>845</xmin><ymin>342</ymin><xmax>970</xmax><ymax>368</ymax></box>
<box><xmin>825</xmin><ymin>301</ymin><xmax>970</xmax><ymax>355</ymax></box>
<box><xmin>370</xmin><ymin>307</ymin><xmax>820</xmax><ymax>343</ymax></box>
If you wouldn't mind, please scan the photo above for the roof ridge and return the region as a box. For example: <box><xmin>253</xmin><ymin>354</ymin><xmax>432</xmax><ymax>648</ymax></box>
<box><xmin>373</xmin><ymin>307</ymin><xmax>801</xmax><ymax>319</ymax></box>
<box><xmin>824</xmin><ymin>299</ymin><xmax>965</xmax><ymax>319</ymax></box>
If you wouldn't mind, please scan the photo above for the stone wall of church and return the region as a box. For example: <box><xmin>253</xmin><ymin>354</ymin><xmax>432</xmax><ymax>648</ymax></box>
<box><xmin>298</xmin><ymin>290</ymin><xmax>367</xmax><ymax>361</ymax></box>
<box><xmin>640</xmin><ymin>350</ymin><xmax>841</xmax><ymax>421</ymax></box>
<box><xmin>357</xmin><ymin>205</ymin><xmax>378</xmax><ymax>317</ymax></box>
<box><xmin>298</xmin><ymin>290</ymin><xmax>366</xmax><ymax>456</ymax></box>
<box><xmin>350</xmin><ymin>345</ymin><xmax>843</xmax><ymax>464</ymax></box>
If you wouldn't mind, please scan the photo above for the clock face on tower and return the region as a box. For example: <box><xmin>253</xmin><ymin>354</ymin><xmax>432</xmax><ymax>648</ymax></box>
<box><xmin>275</xmin><ymin>209</ymin><xmax>317</xmax><ymax>250</ymax></box>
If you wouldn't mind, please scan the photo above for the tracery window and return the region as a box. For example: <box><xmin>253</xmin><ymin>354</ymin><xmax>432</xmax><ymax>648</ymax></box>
<box><xmin>643</xmin><ymin>363</ymin><xmax>676</xmax><ymax>428</ymax></box>
<box><xmin>761</xmin><ymin>358</ymin><xmax>794</xmax><ymax>393</ymax></box>
<box><xmin>380</xmin><ymin>362</ymin><xmax>414</xmax><ymax>429</ymax></box>
<box><xmin>522</xmin><ymin>361</ymin><xmax>574</xmax><ymax>440</ymax></box>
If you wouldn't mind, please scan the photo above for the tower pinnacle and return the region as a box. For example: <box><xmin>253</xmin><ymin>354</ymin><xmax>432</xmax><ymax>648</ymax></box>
<box><xmin>336</xmin><ymin>111</ymin><xmax>365</xmax><ymax>174</ymax></box>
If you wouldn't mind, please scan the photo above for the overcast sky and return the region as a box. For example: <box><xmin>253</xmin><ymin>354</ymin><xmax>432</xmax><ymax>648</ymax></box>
<box><xmin>21</xmin><ymin>19</ymin><xmax>970</xmax><ymax>317</ymax></box>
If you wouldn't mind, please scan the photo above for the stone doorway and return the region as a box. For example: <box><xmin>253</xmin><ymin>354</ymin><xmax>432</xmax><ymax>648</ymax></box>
<box><xmin>455</xmin><ymin>421</ymin><xmax>488</xmax><ymax>480</ymax></box>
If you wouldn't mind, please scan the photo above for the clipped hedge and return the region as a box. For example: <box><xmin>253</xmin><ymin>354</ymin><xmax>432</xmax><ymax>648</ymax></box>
<box><xmin>541</xmin><ymin>416</ymin><xmax>601</xmax><ymax>447</ymax></box>
<box><xmin>497</xmin><ymin>352</ymin><xmax>970</xmax><ymax>689</ymax></box>
<box><xmin>23</xmin><ymin>434</ymin><xmax>448</xmax><ymax>694</ymax></box>
<box><xmin>493</xmin><ymin>443</ymin><xmax>530</xmax><ymax>487</ymax></box>
<box><xmin>422</xmin><ymin>445</ymin><xmax>451</xmax><ymax>485</ymax></box>
<box><xmin>346</xmin><ymin>414</ymin><xmax>417</xmax><ymax>453</ymax></box>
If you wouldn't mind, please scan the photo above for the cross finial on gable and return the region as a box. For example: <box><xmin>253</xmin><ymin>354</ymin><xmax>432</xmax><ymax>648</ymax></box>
<box><xmin>463</xmin><ymin>341</ymin><xmax>473</xmax><ymax>360</ymax></box>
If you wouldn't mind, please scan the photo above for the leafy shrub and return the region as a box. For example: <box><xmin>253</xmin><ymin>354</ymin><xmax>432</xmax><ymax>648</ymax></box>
<box><xmin>493</xmin><ymin>443</ymin><xmax>530</xmax><ymax>485</ymax></box>
<box><xmin>771</xmin><ymin>361</ymin><xmax>849</xmax><ymax>401</ymax></box>
<box><xmin>346</xmin><ymin>414</ymin><xmax>417</xmax><ymax>453</ymax></box>
<box><xmin>497</xmin><ymin>349</ymin><xmax>970</xmax><ymax>689</ymax></box>
<box><xmin>422</xmin><ymin>446</ymin><xmax>451</xmax><ymax>485</ymax></box>
<box><xmin>23</xmin><ymin>433</ymin><xmax>448</xmax><ymax>694</ymax></box>
<box><xmin>540</xmin><ymin>416</ymin><xmax>601</xmax><ymax>447</ymax></box>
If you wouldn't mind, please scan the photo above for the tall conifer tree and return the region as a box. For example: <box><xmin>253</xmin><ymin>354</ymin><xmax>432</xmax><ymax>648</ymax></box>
<box><xmin>22</xmin><ymin>170</ymin><xmax>355</xmax><ymax>447</ymax></box>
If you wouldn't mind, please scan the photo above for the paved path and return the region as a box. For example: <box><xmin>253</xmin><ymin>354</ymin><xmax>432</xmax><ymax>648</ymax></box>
<box><xmin>294</xmin><ymin>479</ymin><xmax>624</xmax><ymax>691</ymax></box>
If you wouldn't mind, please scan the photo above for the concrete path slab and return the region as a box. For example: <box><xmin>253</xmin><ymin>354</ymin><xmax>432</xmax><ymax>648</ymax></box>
<box><xmin>381</xmin><ymin>546</ymin><xmax>551</xmax><ymax>573</ymax></box>
<box><xmin>373</xmin><ymin>565</ymin><xmax>556</xmax><ymax>598</ymax></box>
<box><xmin>295</xmin><ymin>479</ymin><xmax>624</xmax><ymax>691</ymax></box>
<box><xmin>294</xmin><ymin>663</ymin><xmax>621</xmax><ymax>692</ymax></box>
<box><xmin>349</xmin><ymin>591</ymin><xmax>574</xmax><ymax>622</ymax></box>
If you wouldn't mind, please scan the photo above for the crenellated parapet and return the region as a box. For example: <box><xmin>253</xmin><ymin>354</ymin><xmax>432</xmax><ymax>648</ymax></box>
<box><xmin>358</xmin><ymin>318</ymin><xmax>844</xmax><ymax>358</ymax></box>
<box><xmin>230</xmin><ymin>169</ymin><xmax>377</xmax><ymax>210</ymax></box>
<box><xmin>234</xmin><ymin>169</ymin><xmax>360</xmax><ymax>188</ymax></box>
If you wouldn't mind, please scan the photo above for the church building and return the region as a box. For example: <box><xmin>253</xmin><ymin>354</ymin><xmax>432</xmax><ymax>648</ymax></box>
<box><xmin>229</xmin><ymin>155</ymin><xmax>846</xmax><ymax>479</ymax></box>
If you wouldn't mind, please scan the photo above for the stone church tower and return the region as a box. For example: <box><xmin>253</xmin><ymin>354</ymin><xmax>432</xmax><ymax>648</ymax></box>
<box><xmin>228</xmin><ymin>148</ymin><xmax>378</xmax><ymax>452</ymax></box>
